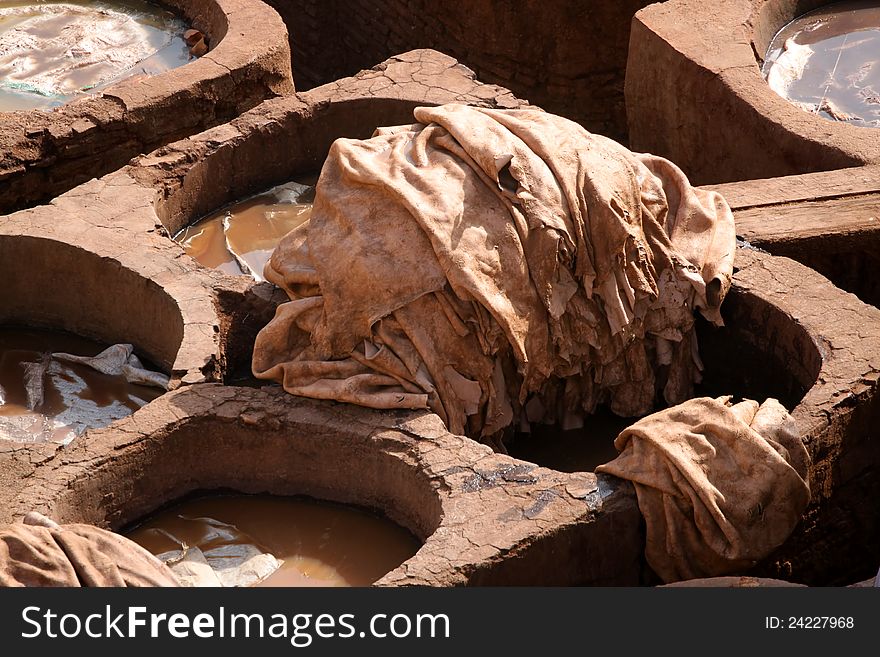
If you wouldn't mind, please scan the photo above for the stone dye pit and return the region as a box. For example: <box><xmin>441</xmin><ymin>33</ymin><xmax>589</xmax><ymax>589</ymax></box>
<box><xmin>125</xmin><ymin>493</ymin><xmax>421</xmax><ymax>587</ymax></box>
<box><xmin>763</xmin><ymin>0</ymin><xmax>880</xmax><ymax>127</ymax></box>
<box><xmin>0</xmin><ymin>210</ymin><xmax>223</xmax><ymax>395</ymax></box>
<box><xmin>0</xmin><ymin>0</ymin><xmax>192</xmax><ymax>112</ymax></box>
<box><xmin>626</xmin><ymin>0</ymin><xmax>880</xmax><ymax>184</ymax></box>
<box><xmin>175</xmin><ymin>179</ymin><xmax>315</xmax><ymax>281</ymax></box>
<box><xmin>0</xmin><ymin>327</ymin><xmax>164</xmax><ymax>444</ymax></box>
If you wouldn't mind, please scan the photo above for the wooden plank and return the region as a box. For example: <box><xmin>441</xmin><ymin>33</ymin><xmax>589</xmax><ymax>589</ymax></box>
<box><xmin>735</xmin><ymin>194</ymin><xmax>880</xmax><ymax>242</ymax></box>
<box><xmin>701</xmin><ymin>164</ymin><xmax>880</xmax><ymax>210</ymax></box>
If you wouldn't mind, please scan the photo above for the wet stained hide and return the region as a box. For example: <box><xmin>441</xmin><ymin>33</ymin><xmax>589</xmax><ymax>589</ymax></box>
<box><xmin>597</xmin><ymin>396</ymin><xmax>810</xmax><ymax>583</ymax></box>
<box><xmin>253</xmin><ymin>104</ymin><xmax>736</xmax><ymax>442</ymax></box>
<box><xmin>0</xmin><ymin>513</ymin><xmax>178</xmax><ymax>587</ymax></box>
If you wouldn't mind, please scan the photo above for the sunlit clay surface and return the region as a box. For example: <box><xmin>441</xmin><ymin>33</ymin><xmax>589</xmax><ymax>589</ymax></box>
<box><xmin>174</xmin><ymin>180</ymin><xmax>315</xmax><ymax>281</ymax></box>
<box><xmin>126</xmin><ymin>494</ymin><xmax>422</xmax><ymax>587</ymax></box>
<box><xmin>0</xmin><ymin>327</ymin><xmax>163</xmax><ymax>443</ymax></box>
<box><xmin>0</xmin><ymin>0</ymin><xmax>191</xmax><ymax>111</ymax></box>
<box><xmin>763</xmin><ymin>0</ymin><xmax>880</xmax><ymax>127</ymax></box>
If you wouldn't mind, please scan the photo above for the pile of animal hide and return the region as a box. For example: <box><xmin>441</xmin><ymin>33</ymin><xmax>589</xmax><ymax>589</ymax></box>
<box><xmin>252</xmin><ymin>104</ymin><xmax>736</xmax><ymax>442</ymax></box>
<box><xmin>597</xmin><ymin>396</ymin><xmax>811</xmax><ymax>583</ymax></box>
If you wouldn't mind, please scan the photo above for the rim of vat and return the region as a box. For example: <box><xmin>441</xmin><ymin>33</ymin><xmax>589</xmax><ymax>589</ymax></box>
<box><xmin>0</xmin><ymin>0</ymin><xmax>294</xmax><ymax>215</ymax></box>
<box><xmin>627</xmin><ymin>0</ymin><xmax>880</xmax><ymax>182</ymax></box>
<box><xmin>124</xmin><ymin>49</ymin><xmax>528</xmax><ymax>239</ymax></box>
<box><xmin>748</xmin><ymin>0</ymin><xmax>880</xmax><ymax>153</ymax></box>
<box><xmin>0</xmin><ymin>174</ymin><xmax>223</xmax><ymax>391</ymax></box>
<box><xmin>731</xmin><ymin>247</ymin><xmax>880</xmax><ymax>506</ymax></box>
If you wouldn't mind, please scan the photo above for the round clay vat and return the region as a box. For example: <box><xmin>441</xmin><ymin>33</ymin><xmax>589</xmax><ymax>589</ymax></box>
<box><xmin>507</xmin><ymin>276</ymin><xmax>821</xmax><ymax>473</ymax></box>
<box><xmin>0</xmin><ymin>235</ymin><xmax>182</xmax><ymax>375</ymax></box>
<box><xmin>727</xmin><ymin>249</ymin><xmax>880</xmax><ymax>585</ymax></box>
<box><xmin>0</xmin><ymin>0</ymin><xmax>293</xmax><ymax>215</ymax></box>
<box><xmin>26</xmin><ymin>389</ymin><xmax>444</xmax><ymax>551</ymax></box>
<box><xmin>142</xmin><ymin>49</ymin><xmax>526</xmax><ymax>240</ymax></box>
<box><xmin>504</xmin><ymin>247</ymin><xmax>880</xmax><ymax>585</ymax></box>
<box><xmin>11</xmin><ymin>385</ymin><xmax>644</xmax><ymax>586</ymax></box>
<box><xmin>670</xmin><ymin>248</ymin><xmax>880</xmax><ymax>586</ymax></box>
<box><xmin>626</xmin><ymin>0</ymin><xmax>880</xmax><ymax>184</ymax></box>
<box><xmin>0</xmin><ymin>182</ymin><xmax>223</xmax><ymax>388</ymax></box>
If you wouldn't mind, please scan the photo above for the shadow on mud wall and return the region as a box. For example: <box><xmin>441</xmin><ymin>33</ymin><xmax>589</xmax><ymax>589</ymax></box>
<box><xmin>263</xmin><ymin>0</ymin><xmax>653</xmax><ymax>143</ymax></box>
<box><xmin>759</xmin><ymin>234</ymin><xmax>880</xmax><ymax>313</ymax></box>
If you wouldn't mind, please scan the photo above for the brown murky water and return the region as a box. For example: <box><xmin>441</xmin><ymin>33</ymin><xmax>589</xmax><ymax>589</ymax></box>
<box><xmin>506</xmin><ymin>408</ymin><xmax>628</xmax><ymax>473</ymax></box>
<box><xmin>763</xmin><ymin>0</ymin><xmax>880</xmax><ymax>127</ymax></box>
<box><xmin>174</xmin><ymin>179</ymin><xmax>315</xmax><ymax>281</ymax></box>
<box><xmin>126</xmin><ymin>494</ymin><xmax>422</xmax><ymax>587</ymax></box>
<box><xmin>0</xmin><ymin>0</ymin><xmax>191</xmax><ymax>112</ymax></box>
<box><xmin>0</xmin><ymin>327</ymin><xmax>163</xmax><ymax>443</ymax></box>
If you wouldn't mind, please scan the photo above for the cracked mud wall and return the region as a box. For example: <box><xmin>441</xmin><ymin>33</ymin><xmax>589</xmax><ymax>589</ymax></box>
<box><xmin>8</xmin><ymin>386</ymin><xmax>645</xmax><ymax>586</ymax></box>
<box><xmin>264</xmin><ymin>0</ymin><xmax>653</xmax><ymax>143</ymax></box>
<box><xmin>731</xmin><ymin>249</ymin><xmax>880</xmax><ymax>584</ymax></box>
<box><xmin>131</xmin><ymin>50</ymin><xmax>527</xmax><ymax>239</ymax></box>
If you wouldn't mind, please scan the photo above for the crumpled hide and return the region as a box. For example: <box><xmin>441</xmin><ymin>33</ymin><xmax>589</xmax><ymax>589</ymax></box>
<box><xmin>0</xmin><ymin>513</ymin><xmax>179</xmax><ymax>587</ymax></box>
<box><xmin>0</xmin><ymin>344</ymin><xmax>169</xmax><ymax>444</ymax></box>
<box><xmin>253</xmin><ymin>104</ymin><xmax>736</xmax><ymax>441</ymax></box>
<box><xmin>145</xmin><ymin>516</ymin><xmax>283</xmax><ymax>587</ymax></box>
<box><xmin>596</xmin><ymin>396</ymin><xmax>811</xmax><ymax>583</ymax></box>
<box><xmin>52</xmin><ymin>343</ymin><xmax>170</xmax><ymax>390</ymax></box>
